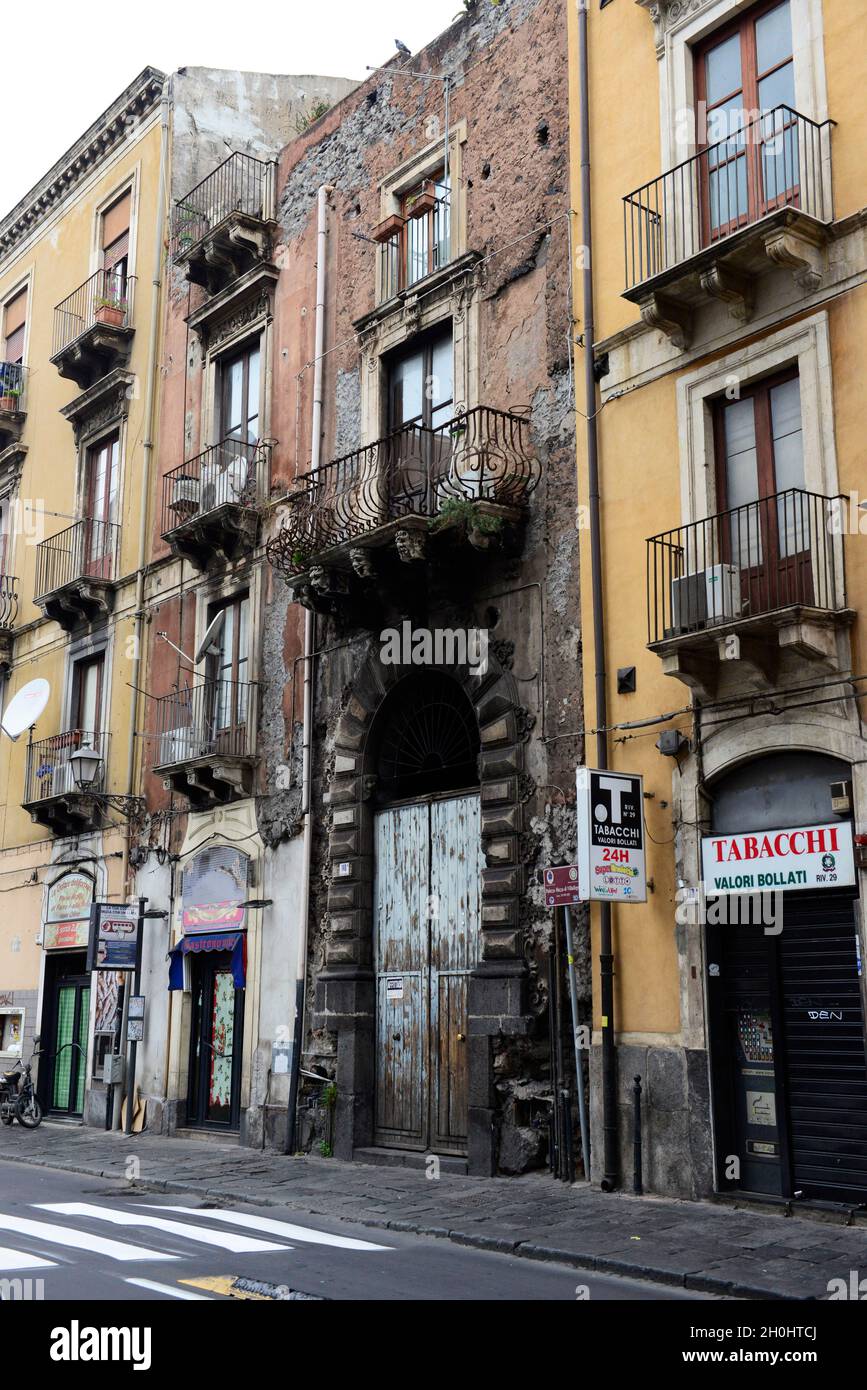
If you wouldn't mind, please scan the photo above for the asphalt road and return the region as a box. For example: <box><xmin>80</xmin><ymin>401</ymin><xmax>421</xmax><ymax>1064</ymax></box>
<box><xmin>0</xmin><ymin>1162</ymin><xmax>712</xmax><ymax>1301</ymax></box>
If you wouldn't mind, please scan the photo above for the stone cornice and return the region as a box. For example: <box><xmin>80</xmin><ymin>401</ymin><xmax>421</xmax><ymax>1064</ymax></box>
<box><xmin>0</xmin><ymin>67</ymin><xmax>165</xmax><ymax>261</ymax></box>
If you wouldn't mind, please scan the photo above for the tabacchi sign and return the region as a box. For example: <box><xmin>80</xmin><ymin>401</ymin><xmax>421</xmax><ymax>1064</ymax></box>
<box><xmin>701</xmin><ymin>822</ymin><xmax>856</xmax><ymax>894</ymax></box>
<box><xmin>576</xmin><ymin>767</ymin><xmax>647</xmax><ymax>903</ymax></box>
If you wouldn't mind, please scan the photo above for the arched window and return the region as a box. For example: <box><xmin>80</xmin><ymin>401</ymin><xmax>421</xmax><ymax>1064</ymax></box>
<box><xmin>370</xmin><ymin>671</ymin><xmax>479</xmax><ymax>803</ymax></box>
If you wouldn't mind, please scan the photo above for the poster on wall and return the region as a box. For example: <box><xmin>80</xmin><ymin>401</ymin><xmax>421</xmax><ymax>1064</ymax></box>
<box><xmin>87</xmin><ymin>902</ymin><xmax>142</xmax><ymax>971</ymax></box>
<box><xmin>181</xmin><ymin>845</ymin><xmax>249</xmax><ymax>933</ymax></box>
<box><xmin>701</xmin><ymin>822</ymin><xmax>856</xmax><ymax>894</ymax></box>
<box><xmin>43</xmin><ymin>871</ymin><xmax>95</xmax><ymax>950</ymax></box>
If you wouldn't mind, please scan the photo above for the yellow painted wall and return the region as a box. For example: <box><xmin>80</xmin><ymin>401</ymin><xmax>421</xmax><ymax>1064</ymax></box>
<box><xmin>568</xmin><ymin>0</ymin><xmax>867</xmax><ymax>1043</ymax></box>
<box><xmin>0</xmin><ymin>113</ymin><xmax>162</xmax><ymax>855</ymax></box>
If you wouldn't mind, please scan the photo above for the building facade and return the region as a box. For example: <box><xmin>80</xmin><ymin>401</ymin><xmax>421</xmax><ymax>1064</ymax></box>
<box><xmin>130</xmin><ymin>0</ymin><xmax>583</xmax><ymax>1176</ymax></box>
<box><xmin>0</xmin><ymin>69</ymin><xmax>166</xmax><ymax>1124</ymax></box>
<box><xmin>570</xmin><ymin>0</ymin><xmax>867</xmax><ymax>1202</ymax></box>
<box><xmin>0</xmin><ymin>66</ymin><xmax>355</xmax><ymax>1131</ymax></box>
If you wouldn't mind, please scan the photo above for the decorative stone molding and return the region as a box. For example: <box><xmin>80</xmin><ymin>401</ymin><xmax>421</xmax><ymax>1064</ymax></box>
<box><xmin>698</xmin><ymin>264</ymin><xmax>754</xmax><ymax>323</ymax></box>
<box><xmin>636</xmin><ymin>0</ymin><xmax>720</xmax><ymax>58</ymax></box>
<box><xmin>0</xmin><ymin>68</ymin><xmax>164</xmax><ymax>258</ymax></box>
<box><xmin>638</xmin><ymin>291</ymin><xmax>693</xmax><ymax>350</ymax></box>
<box><xmin>394</xmin><ymin>528</ymin><xmax>426</xmax><ymax>563</ymax></box>
<box><xmin>762</xmin><ymin>226</ymin><xmax>826</xmax><ymax>292</ymax></box>
<box><xmin>61</xmin><ymin>368</ymin><xmax>134</xmax><ymax>446</ymax></box>
<box><xmin>187</xmin><ymin>264</ymin><xmax>278</xmax><ymax>349</ymax></box>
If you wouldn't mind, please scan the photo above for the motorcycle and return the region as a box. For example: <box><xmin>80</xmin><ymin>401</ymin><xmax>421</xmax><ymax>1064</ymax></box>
<box><xmin>0</xmin><ymin>1039</ymin><xmax>43</xmax><ymax>1129</ymax></box>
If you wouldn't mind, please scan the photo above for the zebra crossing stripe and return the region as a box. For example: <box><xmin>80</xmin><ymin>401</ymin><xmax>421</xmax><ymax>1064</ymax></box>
<box><xmin>0</xmin><ymin>1245</ymin><xmax>56</xmax><ymax>1272</ymax></box>
<box><xmin>36</xmin><ymin>1203</ymin><xmax>286</xmax><ymax>1255</ymax></box>
<box><xmin>125</xmin><ymin>1278</ymin><xmax>212</xmax><ymax>1300</ymax></box>
<box><xmin>0</xmin><ymin>1214</ymin><xmax>174</xmax><ymax>1263</ymax></box>
<box><xmin>145</xmin><ymin>1204</ymin><xmax>392</xmax><ymax>1250</ymax></box>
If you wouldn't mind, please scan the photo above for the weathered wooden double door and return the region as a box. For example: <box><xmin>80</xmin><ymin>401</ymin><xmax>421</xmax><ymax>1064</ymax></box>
<box><xmin>374</xmin><ymin>793</ymin><xmax>481</xmax><ymax>1154</ymax></box>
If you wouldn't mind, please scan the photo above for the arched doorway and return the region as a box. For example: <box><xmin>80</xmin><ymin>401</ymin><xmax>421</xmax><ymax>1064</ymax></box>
<box><xmin>368</xmin><ymin>671</ymin><xmax>481</xmax><ymax>1155</ymax></box>
<box><xmin>705</xmin><ymin>752</ymin><xmax>866</xmax><ymax>1203</ymax></box>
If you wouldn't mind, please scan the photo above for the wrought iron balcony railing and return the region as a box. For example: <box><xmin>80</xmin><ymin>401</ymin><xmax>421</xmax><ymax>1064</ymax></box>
<box><xmin>52</xmin><ymin>269</ymin><xmax>135</xmax><ymax>359</ymax></box>
<box><xmin>623</xmin><ymin>106</ymin><xmax>833</xmax><ymax>292</ymax></box>
<box><xmin>34</xmin><ymin>520</ymin><xmax>121</xmax><ymax>602</ymax></box>
<box><xmin>152</xmin><ymin>679</ymin><xmax>256</xmax><ymax>767</ymax></box>
<box><xmin>24</xmin><ymin>729</ymin><xmax>109</xmax><ymax>806</ymax></box>
<box><xmin>273</xmin><ymin>406</ymin><xmax>539</xmax><ymax>574</ymax></box>
<box><xmin>0</xmin><ymin>361</ymin><xmax>28</xmax><ymax>413</ymax></box>
<box><xmin>161</xmin><ymin>438</ymin><xmax>271</xmax><ymax>539</ymax></box>
<box><xmin>379</xmin><ymin>183</ymin><xmax>451</xmax><ymax>299</ymax></box>
<box><xmin>0</xmin><ymin>574</ymin><xmax>18</xmax><ymax>629</ymax></box>
<box><xmin>172</xmin><ymin>152</ymin><xmax>276</xmax><ymax>262</ymax></box>
<box><xmin>646</xmin><ymin>489</ymin><xmax>846</xmax><ymax>646</ymax></box>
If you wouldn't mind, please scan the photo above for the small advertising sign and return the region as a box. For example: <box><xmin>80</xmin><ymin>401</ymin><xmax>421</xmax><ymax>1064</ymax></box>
<box><xmin>576</xmin><ymin>767</ymin><xmax>647</xmax><ymax>903</ymax></box>
<box><xmin>88</xmin><ymin>902</ymin><xmax>142</xmax><ymax>971</ymax></box>
<box><xmin>701</xmin><ymin>822</ymin><xmax>856</xmax><ymax>895</ymax></box>
<box><xmin>43</xmin><ymin>871</ymin><xmax>94</xmax><ymax>950</ymax></box>
<box><xmin>543</xmin><ymin>865</ymin><xmax>582</xmax><ymax>908</ymax></box>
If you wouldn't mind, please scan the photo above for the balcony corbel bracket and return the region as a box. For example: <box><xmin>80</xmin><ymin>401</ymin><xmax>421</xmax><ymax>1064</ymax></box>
<box><xmin>699</xmin><ymin>264</ymin><xmax>754</xmax><ymax>323</ymax></box>
<box><xmin>762</xmin><ymin>226</ymin><xmax>825</xmax><ymax>292</ymax></box>
<box><xmin>349</xmin><ymin>547</ymin><xmax>376</xmax><ymax>580</ymax></box>
<box><xmin>660</xmin><ymin>648</ymin><xmax>718</xmax><ymax>701</ymax></box>
<box><xmin>713</xmin><ymin>631</ymin><xmax>778</xmax><ymax>687</ymax></box>
<box><xmin>638</xmin><ymin>292</ymin><xmax>693</xmax><ymax>350</ymax></box>
<box><xmin>394</xmin><ymin>529</ymin><xmax>427</xmax><ymax>564</ymax></box>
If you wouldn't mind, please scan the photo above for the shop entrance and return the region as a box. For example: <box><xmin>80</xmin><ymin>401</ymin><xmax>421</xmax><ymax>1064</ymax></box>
<box><xmin>706</xmin><ymin>752</ymin><xmax>867</xmax><ymax>1204</ymax></box>
<box><xmin>39</xmin><ymin>951</ymin><xmax>90</xmax><ymax>1118</ymax></box>
<box><xmin>186</xmin><ymin>950</ymin><xmax>244</xmax><ymax>1129</ymax></box>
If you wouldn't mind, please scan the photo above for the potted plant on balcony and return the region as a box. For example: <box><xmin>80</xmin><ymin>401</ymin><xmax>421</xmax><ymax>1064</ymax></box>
<box><xmin>94</xmin><ymin>293</ymin><xmax>127</xmax><ymax>328</ymax></box>
<box><xmin>0</xmin><ymin>381</ymin><xmax>21</xmax><ymax>414</ymax></box>
<box><xmin>429</xmin><ymin>495</ymin><xmax>504</xmax><ymax>549</ymax></box>
<box><xmin>405</xmin><ymin>181</ymin><xmax>438</xmax><ymax>220</ymax></box>
<box><xmin>169</xmin><ymin>473</ymin><xmax>201</xmax><ymax>519</ymax></box>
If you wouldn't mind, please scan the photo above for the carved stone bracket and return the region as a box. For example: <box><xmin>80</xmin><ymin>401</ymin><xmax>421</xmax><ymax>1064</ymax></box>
<box><xmin>349</xmin><ymin>546</ymin><xmax>375</xmax><ymax>579</ymax></box>
<box><xmin>638</xmin><ymin>291</ymin><xmax>693</xmax><ymax>350</ymax></box>
<box><xmin>699</xmin><ymin>263</ymin><xmax>754</xmax><ymax>322</ymax></box>
<box><xmin>394</xmin><ymin>529</ymin><xmax>426</xmax><ymax>563</ymax></box>
<box><xmin>762</xmin><ymin>227</ymin><xmax>826</xmax><ymax>291</ymax></box>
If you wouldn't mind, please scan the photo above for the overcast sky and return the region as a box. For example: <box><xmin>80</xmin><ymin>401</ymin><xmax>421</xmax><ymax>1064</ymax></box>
<box><xmin>2</xmin><ymin>0</ymin><xmax>463</xmax><ymax>213</ymax></box>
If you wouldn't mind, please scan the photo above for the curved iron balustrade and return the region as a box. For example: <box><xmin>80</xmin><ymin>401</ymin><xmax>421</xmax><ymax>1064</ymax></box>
<box><xmin>268</xmin><ymin>406</ymin><xmax>538</xmax><ymax>575</ymax></box>
<box><xmin>0</xmin><ymin>574</ymin><xmax>18</xmax><ymax>629</ymax></box>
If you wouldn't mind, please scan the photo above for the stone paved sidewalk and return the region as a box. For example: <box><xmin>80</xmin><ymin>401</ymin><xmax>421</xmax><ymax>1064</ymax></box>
<box><xmin>1</xmin><ymin>1123</ymin><xmax>865</xmax><ymax>1299</ymax></box>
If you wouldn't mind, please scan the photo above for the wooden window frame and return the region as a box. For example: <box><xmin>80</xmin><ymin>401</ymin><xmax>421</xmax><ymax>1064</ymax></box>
<box><xmin>694</xmin><ymin>0</ymin><xmax>797</xmax><ymax>243</ymax></box>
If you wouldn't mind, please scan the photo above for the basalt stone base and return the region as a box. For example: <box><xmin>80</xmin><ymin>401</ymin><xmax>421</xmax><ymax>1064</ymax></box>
<box><xmin>588</xmin><ymin>1042</ymin><xmax>715</xmax><ymax>1199</ymax></box>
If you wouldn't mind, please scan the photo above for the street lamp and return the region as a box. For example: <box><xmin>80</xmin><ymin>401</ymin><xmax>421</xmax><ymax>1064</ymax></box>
<box><xmin>68</xmin><ymin>744</ymin><xmax>145</xmax><ymax>820</ymax></box>
<box><xmin>69</xmin><ymin>744</ymin><xmax>102</xmax><ymax>791</ymax></box>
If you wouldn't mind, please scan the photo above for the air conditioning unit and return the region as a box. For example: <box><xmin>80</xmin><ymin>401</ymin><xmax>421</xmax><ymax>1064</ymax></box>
<box><xmin>671</xmin><ymin>564</ymin><xmax>741</xmax><ymax>634</ymax></box>
<box><xmin>158</xmin><ymin>726</ymin><xmax>196</xmax><ymax>766</ymax></box>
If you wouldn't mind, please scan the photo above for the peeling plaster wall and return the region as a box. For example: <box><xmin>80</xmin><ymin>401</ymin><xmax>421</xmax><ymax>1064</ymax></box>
<box><xmin>260</xmin><ymin>0</ymin><xmax>584</xmax><ymax>1173</ymax></box>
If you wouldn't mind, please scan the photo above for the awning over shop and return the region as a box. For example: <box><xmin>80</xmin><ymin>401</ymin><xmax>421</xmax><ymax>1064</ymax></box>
<box><xmin>167</xmin><ymin>931</ymin><xmax>246</xmax><ymax>990</ymax></box>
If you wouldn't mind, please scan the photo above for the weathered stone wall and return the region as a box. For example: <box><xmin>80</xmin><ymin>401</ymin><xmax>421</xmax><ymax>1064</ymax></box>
<box><xmin>260</xmin><ymin>0</ymin><xmax>585</xmax><ymax>1173</ymax></box>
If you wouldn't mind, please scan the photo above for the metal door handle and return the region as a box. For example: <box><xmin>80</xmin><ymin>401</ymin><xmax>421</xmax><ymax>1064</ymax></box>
<box><xmin>456</xmin><ymin>1032</ymin><xmax>466</xmax><ymax>1041</ymax></box>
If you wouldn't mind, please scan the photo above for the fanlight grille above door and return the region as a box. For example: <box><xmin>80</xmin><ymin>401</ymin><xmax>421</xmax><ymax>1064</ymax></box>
<box><xmin>373</xmin><ymin>672</ymin><xmax>480</xmax><ymax>803</ymax></box>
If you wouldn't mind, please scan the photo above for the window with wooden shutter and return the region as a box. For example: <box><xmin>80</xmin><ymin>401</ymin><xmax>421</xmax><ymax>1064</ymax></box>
<box><xmin>101</xmin><ymin>191</ymin><xmax>131</xmax><ymax>301</ymax></box>
<box><xmin>3</xmin><ymin>287</ymin><xmax>27</xmax><ymax>364</ymax></box>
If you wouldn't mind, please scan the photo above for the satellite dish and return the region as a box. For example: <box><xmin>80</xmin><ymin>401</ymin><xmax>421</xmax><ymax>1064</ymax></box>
<box><xmin>195</xmin><ymin>609</ymin><xmax>226</xmax><ymax>664</ymax></box>
<box><xmin>1</xmin><ymin>678</ymin><xmax>50</xmax><ymax>741</ymax></box>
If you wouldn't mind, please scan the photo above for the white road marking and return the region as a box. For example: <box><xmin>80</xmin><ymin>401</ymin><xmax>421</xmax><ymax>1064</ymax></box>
<box><xmin>0</xmin><ymin>1214</ymin><xmax>174</xmax><ymax>1263</ymax></box>
<box><xmin>37</xmin><ymin>1203</ymin><xmax>287</xmax><ymax>1255</ymax></box>
<box><xmin>125</xmin><ymin>1278</ymin><xmax>212</xmax><ymax>1300</ymax></box>
<box><xmin>142</xmin><ymin>1204</ymin><xmax>392</xmax><ymax>1251</ymax></box>
<box><xmin>0</xmin><ymin>1245</ymin><xmax>56</xmax><ymax>1272</ymax></box>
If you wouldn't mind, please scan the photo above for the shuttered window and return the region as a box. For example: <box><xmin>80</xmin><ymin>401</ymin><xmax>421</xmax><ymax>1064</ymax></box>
<box><xmin>4</xmin><ymin>287</ymin><xmax>27</xmax><ymax>363</ymax></box>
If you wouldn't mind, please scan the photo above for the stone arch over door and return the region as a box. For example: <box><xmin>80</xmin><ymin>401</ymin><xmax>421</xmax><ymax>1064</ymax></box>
<box><xmin>313</xmin><ymin>640</ymin><xmax>536</xmax><ymax>1174</ymax></box>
